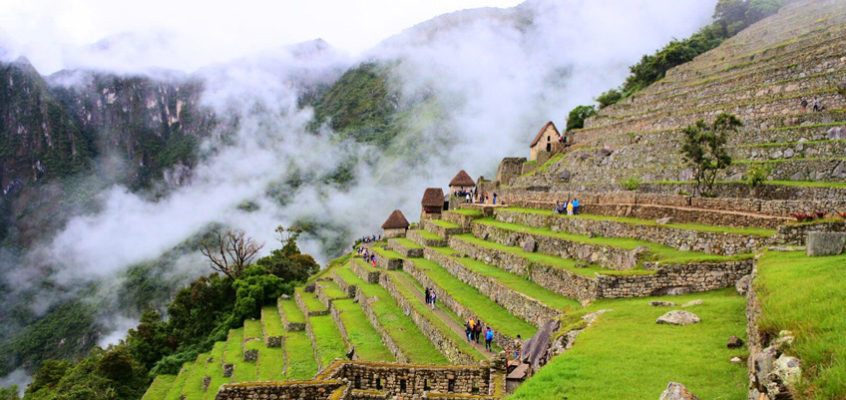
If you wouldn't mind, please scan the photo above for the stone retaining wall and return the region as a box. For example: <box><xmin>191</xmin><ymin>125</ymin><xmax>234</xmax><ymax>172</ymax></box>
<box><xmin>597</xmin><ymin>260</ymin><xmax>753</xmax><ymax>298</ymax></box>
<box><xmin>424</xmin><ymin>220</ymin><xmax>466</xmax><ymax>239</ymax></box>
<box><xmin>443</xmin><ymin>211</ymin><xmax>482</xmax><ymax>230</ymax></box>
<box><xmin>316</xmin><ymin>281</ymin><xmax>347</xmax><ymax>309</ymax></box>
<box><xmin>378</xmin><ymin>273</ymin><xmax>478</xmax><ymax>365</ymax></box>
<box><xmin>407</xmin><ymin>230</ymin><xmax>448</xmax><ymax>248</ymax></box>
<box><xmin>494</xmin><ymin>209</ymin><xmax>770</xmax><ymax>256</ymax></box>
<box><xmin>296</xmin><ymin>289</ymin><xmax>329</xmax><ymax>317</ymax></box>
<box><xmin>333</xmin><ymin>271</ymin><xmax>358</xmax><ymax>298</ymax></box>
<box><xmin>402</xmin><ymin>258</ymin><xmax>514</xmax><ymax>351</ymax></box>
<box><xmin>448</xmin><ymin>237</ymin><xmax>598</xmax><ymax>303</ymax></box>
<box><xmin>351</xmin><ymin>285</ymin><xmax>410</xmax><ymax>364</ymax></box>
<box><xmin>279</xmin><ymin>300</ymin><xmax>306</xmax><ymax>332</ymax></box>
<box><xmin>215</xmin><ymin>380</ymin><xmax>346</xmax><ymax>400</ymax></box>
<box><xmin>334</xmin><ymin>362</ymin><xmax>496</xmax><ymax>400</ymax></box>
<box><xmin>746</xmin><ymin>259</ymin><xmax>765</xmax><ymax>400</ymax></box>
<box><xmin>424</xmin><ymin>248</ymin><xmax>560</xmax><ymax>329</ymax></box>
<box><xmin>329</xmin><ymin>302</ymin><xmax>352</xmax><ymax>358</ymax></box>
<box><xmin>389</xmin><ymin>239</ymin><xmax>424</xmax><ymax>258</ymax></box>
<box><xmin>776</xmin><ymin>220</ymin><xmax>846</xmax><ymax>245</ymax></box>
<box><xmin>352</xmin><ymin>259</ymin><xmax>381</xmax><ymax>284</ymax></box>
<box><xmin>376</xmin><ymin>253</ymin><xmax>403</xmax><ymax>271</ymax></box>
<box><xmin>471</xmin><ymin>221</ymin><xmax>644</xmax><ymax>271</ymax></box>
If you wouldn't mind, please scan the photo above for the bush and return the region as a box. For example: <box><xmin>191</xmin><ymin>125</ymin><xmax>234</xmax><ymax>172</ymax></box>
<box><xmin>596</xmin><ymin>89</ymin><xmax>623</xmax><ymax>109</ymax></box>
<box><xmin>680</xmin><ymin>113</ymin><xmax>741</xmax><ymax>196</ymax></box>
<box><xmin>566</xmin><ymin>105</ymin><xmax>597</xmax><ymax>131</ymax></box>
<box><xmin>620</xmin><ymin>177</ymin><xmax>641</xmax><ymax>191</ymax></box>
<box><xmin>746</xmin><ymin>163</ymin><xmax>772</xmax><ymax>188</ymax></box>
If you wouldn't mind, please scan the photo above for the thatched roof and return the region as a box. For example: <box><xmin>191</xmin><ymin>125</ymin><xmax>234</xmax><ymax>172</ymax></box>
<box><xmin>529</xmin><ymin>121</ymin><xmax>561</xmax><ymax>148</ymax></box>
<box><xmin>382</xmin><ymin>209</ymin><xmax>410</xmax><ymax>229</ymax></box>
<box><xmin>449</xmin><ymin>170</ymin><xmax>475</xmax><ymax>187</ymax></box>
<box><xmin>421</xmin><ymin>188</ymin><xmax>445</xmax><ymax>208</ymax></box>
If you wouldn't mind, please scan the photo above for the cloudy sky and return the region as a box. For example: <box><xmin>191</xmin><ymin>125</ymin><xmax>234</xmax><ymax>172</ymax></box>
<box><xmin>0</xmin><ymin>0</ymin><xmax>524</xmax><ymax>73</ymax></box>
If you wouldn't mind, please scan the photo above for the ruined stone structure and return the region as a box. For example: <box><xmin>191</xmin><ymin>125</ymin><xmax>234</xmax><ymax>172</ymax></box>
<box><xmin>528</xmin><ymin>121</ymin><xmax>564</xmax><ymax>161</ymax></box>
<box><xmin>382</xmin><ymin>209</ymin><xmax>410</xmax><ymax>239</ymax></box>
<box><xmin>421</xmin><ymin>187</ymin><xmax>446</xmax><ymax>221</ymax></box>
<box><xmin>449</xmin><ymin>170</ymin><xmax>476</xmax><ymax>196</ymax></box>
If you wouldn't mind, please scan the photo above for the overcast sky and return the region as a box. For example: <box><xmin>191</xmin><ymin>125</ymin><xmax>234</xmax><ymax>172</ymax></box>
<box><xmin>0</xmin><ymin>0</ymin><xmax>524</xmax><ymax>73</ymax></box>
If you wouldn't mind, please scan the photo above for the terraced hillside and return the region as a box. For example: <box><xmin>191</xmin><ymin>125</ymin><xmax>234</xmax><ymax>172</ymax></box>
<box><xmin>513</xmin><ymin>0</ymin><xmax>846</xmax><ymax>186</ymax></box>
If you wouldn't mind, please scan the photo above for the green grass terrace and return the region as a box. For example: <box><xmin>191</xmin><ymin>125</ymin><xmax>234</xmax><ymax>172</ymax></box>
<box><xmin>447</xmin><ymin>208</ymin><xmax>484</xmax><ymax>217</ymax></box>
<box><xmin>473</xmin><ymin>219</ymin><xmax>756</xmax><ymax>266</ymax></box>
<box><xmin>500</xmin><ymin>207</ymin><xmax>776</xmax><ymax>237</ymax></box>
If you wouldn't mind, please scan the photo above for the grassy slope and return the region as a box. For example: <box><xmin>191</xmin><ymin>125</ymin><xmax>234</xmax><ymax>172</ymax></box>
<box><xmin>432</xmin><ymin>247</ymin><xmax>580</xmax><ymax>311</ymax></box>
<box><xmin>393</xmin><ymin>237</ymin><xmax>423</xmax><ymax>249</ymax></box>
<box><xmin>332</xmin><ymin>298</ymin><xmax>395</xmax><ymax>362</ymax></box>
<box><xmin>309</xmin><ymin>314</ymin><xmax>348</xmax><ymax>368</ymax></box>
<box><xmin>317</xmin><ymin>280</ymin><xmax>347</xmax><ymax>299</ymax></box>
<box><xmin>447</xmin><ymin>208</ymin><xmax>484</xmax><ymax>217</ymax></box>
<box><xmin>501</xmin><ymin>207</ymin><xmax>776</xmax><ymax>237</ymax></box>
<box><xmin>142</xmin><ymin>374</ymin><xmax>176</xmax><ymax>400</ymax></box>
<box><xmin>509</xmin><ymin>289</ymin><xmax>747</xmax><ymax>400</ymax></box>
<box><xmin>262</xmin><ymin>306</ymin><xmax>285</xmax><ymax>337</ymax></box>
<box><xmin>430</xmin><ymin>219</ymin><xmax>460</xmax><ymax>229</ymax></box>
<box><xmin>297</xmin><ymin>288</ymin><xmax>327</xmax><ymax>313</ymax></box>
<box><xmin>257</xmin><ymin>346</ymin><xmax>285</xmax><ymax>381</ymax></box>
<box><xmin>475</xmin><ymin>219</ymin><xmax>754</xmax><ymax>265</ymax></box>
<box><xmin>755</xmin><ymin>251</ymin><xmax>846</xmax><ymax>399</ymax></box>
<box><xmin>180</xmin><ymin>353</ymin><xmax>210</xmax><ymax>398</ymax></box>
<box><xmin>283</xmin><ymin>329</ymin><xmax>318</xmax><ymax>380</ymax></box>
<box><xmin>280</xmin><ymin>299</ymin><xmax>305</xmax><ymax>324</ymax></box>
<box><xmin>371</xmin><ymin>243</ymin><xmax>403</xmax><ymax>259</ymax></box>
<box><xmin>409</xmin><ymin>257</ymin><xmax>538</xmax><ymax>338</ymax></box>
<box><xmin>334</xmin><ymin>265</ymin><xmax>448</xmax><ymax>364</ymax></box>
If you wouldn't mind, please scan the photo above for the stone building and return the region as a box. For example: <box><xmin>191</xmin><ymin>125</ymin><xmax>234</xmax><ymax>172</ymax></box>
<box><xmin>421</xmin><ymin>187</ymin><xmax>446</xmax><ymax>221</ymax></box>
<box><xmin>381</xmin><ymin>209</ymin><xmax>410</xmax><ymax>238</ymax></box>
<box><xmin>529</xmin><ymin>121</ymin><xmax>563</xmax><ymax>162</ymax></box>
<box><xmin>449</xmin><ymin>170</ymin><xmax>476</xmax><ymax>196</ymax></box>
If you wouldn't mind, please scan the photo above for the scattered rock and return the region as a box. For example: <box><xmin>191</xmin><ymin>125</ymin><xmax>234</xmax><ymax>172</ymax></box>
<box><xmin>681</xmin><ymin>299</ymin><xmax>703</xmax><ymax>307</ymax></box>
<box><xmin>664</xmin><ymin>287</ymin><xmax>691</xmax><ymax>296</ymax></box>
<box><xmin>773</xmin><ymin>355</ymin><xmax>802</xmax><ymax>385</ymax></box>
<box><xmin>827</xmin><ymin>127</ymin><xmax>845</xmax><ymax>140</ymax></box>
<box><xmin>729</xmin><ymin>356</ymin><xmax>743</xmax><ymax>364</ymax></box>
<box><xmin>659</xmin><ymin>382</ymin><xmax>700</xmax><ymax>400</ymax></box>
<box><xmin>656</xmin><ymin>310</ymin><xmax>701</xmax><ymax>326</ymax></box>
<box><xmin>832</xmin><ymin>161</ymin><xmax>846</xmax><ymax>179</ymax></box>
<box><xmin>559</xmin><ymin>170</ymin><xmax>571</xmax><ymax>182</ymax></box>
<box><xmin>770</xmin><ymin>149</ymin><xmax>783</xmax><ymax>159</ymax></box>
<box><xmin>574</xmin><ymin>262</ymin><xmax>589</xmax><ymax>268</ymax></box>
<box><xmin>650</xmin><ymin>301</ymin><xmax>677</xmax><ymax>307</ymax></box>
<box><xmin>727</xmin><ymin>335</ymin><xmax>745</xmax><ymax>348</ymax></box>
<box><xmin>783</xmin><ymin>148</ymin><xmax>794</xmax><ymax>158</ymax></box>
<box><xmin>774</xmin><ymin>330</ymin><xmax>795</xmax><ymax>348</ymax></box>
<box><xmin>597</xmin><ymin>147</ymin><xmax>613</xmax><ymax>157</ymax></box>
<box><xmin>521</xmin><ymin>237</ymin><xmax>537</xmax><ymax>253</ymax></box>
<box><xmin>735</xmin><ymin>274</ymin><xmax>751</xmax><ymax>296</ymax></box>
<box><xmin>753</xmin><ymin>346</ymin><xmax>778</xmax><ymax>389</ymax></box>
<box><xmin>806</xmin><ymin>232</ymin><xmax>846</xmax><ymax>256</ymax></box>
<box><xmin>656</xmin><ymin>217</ymin><xmax>673</xmax><ymax>225</ymax></box>
<box><xmin>280</xmin><ymin>294</ymin><xmax>291</xmax><ymax>300</ymax></box>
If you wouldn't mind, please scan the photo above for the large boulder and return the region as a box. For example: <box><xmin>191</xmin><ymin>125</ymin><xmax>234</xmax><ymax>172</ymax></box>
<box><xmin>826</xmin><ymin>126</ymin><xmax>845</xmax><ymax>139</ymax></box>
<box><xmin>659</xmin><ymin>382</ymin><xmax>700</xmax><ymax>400</ymax></box>
<box><xmin>522</xmin><ymin>237</ymin><xmax>538</xmax><ymax>253</ymax></box>
<box><xmin>735</xmin><ymin>274</ymin><xmax>751</xmax><ymax>296</ymax></box>
<box><xmin>656</xmin><ymin>310</ymin><xmax>701</xmax><ymax>326</ymax></box>
<box><xmin>727</xmin><ymin>335</ymin><xmax>744</xmax><ymax>348</ymax></box>
<box><xmin>773</xmin><ymin>355</ymin><xmax>802</xmax><ymax>386</ymax></box>
<box><xmin>806</xmin><ymin>232</ymin><xmax>846</xmax><ymax>256</ymax></box>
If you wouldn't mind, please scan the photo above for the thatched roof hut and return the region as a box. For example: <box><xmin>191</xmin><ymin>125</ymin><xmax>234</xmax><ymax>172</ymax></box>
<box><xmin>421</xmin><ymin>188</ymin><xmax>445</xmax><ymax>208</ymax></box>
<box><xmin>381</xmin><ymin>209</ymin><xmax>410</xmax><ymax>230</ymax></box>
<box><xmin>449</xmin><ymin>170</ymin><xmax>475</xmax><ymax>187</ymax></box>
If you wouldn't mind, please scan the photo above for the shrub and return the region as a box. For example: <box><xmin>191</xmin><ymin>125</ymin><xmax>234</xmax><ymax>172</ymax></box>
<box><xmin>620</xmin><ymin>177</ymin><xmax>641</xmax><ymax>191</ymax></box>
<box><xmin>566</xmin><ymin>105</ymin><xmax>597</xmax><ymax>131</ymax></box>
<box><xmin>596</xmin><ymin>89</ymin><xmax>623</xmax><ymax>109</ymax></box>
<box><xmin>680</xmin><ymin>113</ymin><xmax>742</xmax><ymax>196</ymax></box>
<box><xmin>746</xmin><ymin>163</ymin><xmax>772</xmax><ymax>188</ymax></box>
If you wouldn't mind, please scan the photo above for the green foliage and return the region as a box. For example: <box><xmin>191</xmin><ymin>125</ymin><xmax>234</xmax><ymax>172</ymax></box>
<box><xmin>255</xmin><ymin>226</ymin><xmax>320</xmax><ymax>284</ymax></box>
<box><xmin>565</xmin><ymin>105</ymin><xmax>597</xmax><ymax>131</ymax></box>
<box><xmin>595</xmin><ymin>89</ymin><xmax>623</xmax><ymax>109</ymax></box>
<box><xmin>0</xmin><ymin>386</ymin><xmax>19</xmax><ymax>400</ymax></box>
<box><xmin>680</xmin><ymin>113</ymin><xmax>741</xmax><ymax>196</ymax></box>
<box><xmin>746</xmin><ymin>163</ymin><xmax>772</xmax><ymax>188</ymax></box>
<box><xmin>24</xmin><ymin>348</ymin><xmax>148</xmax><ymax>400</ymax></box>
<box><xmin>619</xmin><ymin>177</ymin><xmax>641</xmax><ymax>191</ymax></box>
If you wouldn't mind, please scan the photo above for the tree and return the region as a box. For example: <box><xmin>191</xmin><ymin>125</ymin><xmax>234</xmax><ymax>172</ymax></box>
<box><xmin>566</xmin><ymin>105</ymin><xmax>597</xmax><ymax>131</ymax></box>
<box><xmin>680</xmin><ymin>113</ymin><xmax>742</xmax><ymax>196</ymax></box>
<box><xmin>596</xmin><ymin>89</ymin><xmax>622</xmax><ymax>109</ymax></box>
<box><xmin>199</xmin><ymin>229</ymin><xmax>264</xmax><ymax>279</ymax></box>
<box><xmin>256</xmin><ymin>225</ymin><xmax>319</xmax><ymax>283</ymax></box>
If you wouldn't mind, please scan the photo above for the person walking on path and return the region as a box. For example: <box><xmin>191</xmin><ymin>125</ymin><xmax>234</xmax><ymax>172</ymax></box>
<box><xmin>813</xmin><ymin>97</ymin><xmax>820</xmax><ymax>112</ymax></box>
<box><xmin>801</xmin><ymin>98</ymin><xmax>808</xmax><ymax>112</ymax></box>
<box><xmin>425</xmin><ymin>288</ymin><xmax>431</xmax><ymax>305</ymax></box>
<box><xmin>493</xmin><ymin>193</ymin><xmax>498</xmax><ymax>205</ymax></box>
<box><xmin>513</xmin><ymin>335</ymin><xmax>522</xmax><ymax>360</ymax></box>
<box><xmin>485</xmin><ymin>327</ymin><xmax>494</xmax><ymax>351</ymax></box>
<box><xmin>430</xmin><ymin>291</ymin><xmax>437</xmax><ymax>309</ymax></box>
<box><xmin>474</xmin><ymin>321</ymin><xmax>483</xmax><ymax>344</ymax></box>
<box><xmin>573</xmin><ymin>198</ymin><xmax>579</xmax><ymax>215</ymax></box>
<box><xmin>567</xmin><ymin>200</ymin><xmax>573</xmax><ymax>215</ymax></box>
<box><xmin>465</xmin><ymin>322</ymin><xmax>472</xmax><ymax>342</ymax></box>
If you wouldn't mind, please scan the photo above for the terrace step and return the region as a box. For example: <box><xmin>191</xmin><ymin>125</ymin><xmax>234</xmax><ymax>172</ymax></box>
<box><xmin>442</xmin><ymin>209</ymin><xmax>486</xmax><ymax>230</ymax></box>
<box><xmin>278</xmin><ymin>298</ymin><xmax>306</xmax><ymax>331</ymax></box>
<box><xmin>262</xmin><ymin>305</ymin><xmax>285</xmax><ymax>347</ymax></box>
<box><xmin>401</xmin><ymin>256</ymin><xmax>536</xmax><ymax>352</ymax></box>
<box><xmin>407</xmin><ymin>229</ymin><xmax>448</xmax><ymax>247</ymax></box>
<box><xmin>379</xmin><ymin>270</ymin><xmax>490</xmax><ymax>364</ymax></box>
<box><xmin>296</xmin><ymin>287</ymin><xmax>329</xmax><ymax>316</ymax></box>
<box><xmin>370</xmin><ymin>244</ymin><xmax>404</xmax><ymax>270</ymax></box>
<box><xmin>332</xmin><ymin>263</ymin><xmax>448</xmax><ymax>364</ymax></box>
<box><xmin>494</xmin><ymin>208</ymin><xmax>773</xmax><ymax>256</ymax></box>
<box><xmin>423</xmin><ymin>219</ymin><xmax>465</xmax><ymax>239</ymax></box>
<box><xmin>141</xmin><ymin>374</ymin><xmax>176</xmax><ymax>400</ymax></box>
<box><xmin>305</xmin><ymin>311</ymin><xmax>349</xmax><ymax>371</ymax></box>
<box><xmin>315</xmin><ymin>280</ymin><xmax>348</xmax><ymax>308</ymax></box>
<box><xmin>330</xmin><ymin>298</ymin><xmax>395</xmax><ymax>362</ymax></box>
<box><xmin>351</xmin><ymin>257</ymin><xmax>381</xmax><ymax>283</ymax></box>
<box><xmin>163</xmin><ymin>360</ymin><xmax>195</xmax><ymax>400</ymax></box>
<box><xmin>388</xmin><ymin>237</ymin><xmax>424</xmax><ymax>258</ymax></box>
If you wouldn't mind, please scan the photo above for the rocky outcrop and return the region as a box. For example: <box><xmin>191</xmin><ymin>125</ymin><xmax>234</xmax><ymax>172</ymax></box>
<box><xmin>656</xmin><ymin>310</ymin><xmax>700</xmax><ymax>326</ymax></box>
<box><xmin>659</xmin><ymin>382</ymin><xmax>700</xmax><ymax>400</ymax></box>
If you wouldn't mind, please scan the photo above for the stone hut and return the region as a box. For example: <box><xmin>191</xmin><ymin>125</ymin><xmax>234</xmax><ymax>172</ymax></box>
<box><xmin>529</xmin><ymin>121</ymin><xmax>563</xmax><ymax>161</ymax></box>
<box><xmin>448</xmin><ymin>170</ymin><xmax>476</xmax><ymax>196</ymax></box>
<box><xmin>421</xmin><ymin>187</ymin><xmax>445</xmax><ymax>221</ymax></box>
<box><xmin>381</xmin><ymin>209</ymin><xmax>410</xmax><ymax>238</ymax></box>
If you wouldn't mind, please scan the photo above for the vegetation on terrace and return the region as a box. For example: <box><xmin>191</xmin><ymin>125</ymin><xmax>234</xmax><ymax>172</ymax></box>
<box><xmin>446</xmin><ymin>208</ymin><xmax>483</xmax><ymax>217</ymax></box>
<box><xmin>508</xmin><ymin>288</ymin><xmax>747</xmax><ymax>400</ymax></box>
<box><xmin>392</xmin><ymin>237</ymin><xmax>423</xmax><ymax>249</ymax></box>
<box><xmin>755</xmin><ymin>251</ymin><xmax>846</xmax><ymax>399</ymax></box>
<box><xmin>331</xmin><ymin>298</ymin><xmax>395</xmax><ymax>362</ymax></box>
<box><xmin>280</xmin><ymin>299</ymin><xmax>305</xmax><ymax>324</ymax></box>
<box><xmin>308</xmin><ymin>314</ymin><xmax>348</xmax><ymax>368</ymax></box>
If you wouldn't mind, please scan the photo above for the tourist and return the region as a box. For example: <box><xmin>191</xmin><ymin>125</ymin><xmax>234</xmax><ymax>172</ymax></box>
<box><xmin>465</xmin><ymin>322</ymin><xmax>472</xmax><ymax>342</ymax></box>
<box><xmin>813</xmin><ymin>97</ymin><xmax>820</xmax><ymax>112</ymax></box>
<box><xmin>573</xmin><ymin>198</ymin><xmax>579</xmax><ymax>215</ymax></box>
<box><xmin>513</xmin><ymin>335</ymin><xmax>522</xmax><ymax>360</ymax></box>
<box><xmin>800</xmin><ymin>98</ymin><xmax>808</xmax><ymax>112</ymax></box>
<box><xmin>493</xmin><ymin>193</ymin><xmax>498</xmax><ymax>205</ymax></box>
<box><xmin>567</xmin><ymin>200</ymin><xmax>573</xmax><ymax>216</ymax></box>
<box><xmin>425</xmin><ymin>287</ymin><xmax>430</xmax><ymax>305</ymax></box>
<box><xmin>431</xmin><ymin>291</ymin><xmax>437</xmax><ymax>309</ymax></box>
<box><xmin>485</xmin><ymin>327</ymin><xmax>493</xmax><ymax>351</ymax></box>
<box><xmin>372</xmin><ymin>255</ymin><xmax>377</xmax><ymax>267</ymax></box>
<box><xmin>473</xmin><ymin>321</ymin><xmax>482</xmax><ymax>343</ymax></box>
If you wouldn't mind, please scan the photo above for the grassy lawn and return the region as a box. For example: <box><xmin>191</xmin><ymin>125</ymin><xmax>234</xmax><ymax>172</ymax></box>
<box><xmin>333</xmin><ymin>298</ymin><xmax>395</xmax><ymax>362</ymax></box>
<box><xmin>280</xmin><ymin>299</ymin><xmax>305</xmax><ymax>325</ymax></box>
<box><xmin>371</xmin><ymin>244</ymin><xmax>403</xmax><ymax>259</ymax></box>
<box><xmin>317</xmin><ymin>280</ymin><xmax>347</xmax><ymax>299</ymax></box>
<box><xmin>296</xmin><ymin>287</ymin><xmax>327</xmax><ymax>313</ymax></box>
<box><xmin>309</xmin><ymin>314</ymin><xmax>348</xmax><ymax>368</ymax></box>
<box><xmin>475</xmin><ymin>219</ymin><xmax>754</xmax><ymax>265</ymax></box>
<box><xmin>164</xmin><ymin>362</ymin><xmax>192</xmax><ymax>400</ymax></box>
<box><xmin>432</xmin><ymin>247</ymin><xmax>581</xmax><ymax>311</ymax></box>
<box><xmin>387</xmin><ymin>271</ymin><xmax>488</xmax><ymax>362</ymax></box>
<box><xmin>417</xmin><ymin>229</ymin><xmax>444</xmax><ymax>241</ymax></box>
<box><xmin>409</xmin><ymin>257</ymin><xmax>537</xmax><ymax>339</ymax></box>
<box><xmin>262</xmin><ymin>306</ymin><xmax>285</xmax><ymax>337</ymax></box>
<box><xmin>257</xmin><ymin>346</ymin><xmax>285</xmax><ymax>381</ymax></box>
<box><xmin>353</xmin><ymin>256</ymin><xmax>379</xmax><ymax>272</ymax></box>
<box><xmin>430</xmin><ymin>219</ymin><xmax>461</xmax><ymax>229</ymax></box>
<box><xmin>243</xmin><ymin>319</ymin><xmax>263</xmax><ymax>340</ymax></box>
<box><xmin>509</xmin><ymin>288</ymin><xmax>747</xmax><ymax>400</ymax></box>
<box><xmin>648</xmin><ymin>179</ymin><xmax>846</xmax><ymax>189</ymax></box>
<box><xmin>334</xmin><ymin>265</ymin><xmax>448</xmax><ymax>364</ymax></box>
<box><xmin>447</xmin><ymin>208</ymin><xmax>484</xmax><ymax>217</ymax></box>
<box><xmin>180</xmin><ymin>352</ymin><xmax>209</xmax><ymax>399</ymax></box>
<box><xmin>393</xmin><ymin>237</ymin><xmax>423</xmax><ymax>249</ymax></box>
<box><xmin>283</xmin><ymin>329</ymin><xmax>318</xmax><ymax>380</ymax></box>
<box><xmin>453</xmin><ymin>234</ymin><xmax>653</xmax><ymax>277</ymax></box>
<box><xmin>501</xmin><ymin>207</ymin><xmax>776</xmax><ymax>237</ymax></box>
<box><xmin>223</xmin><ymin>328</ymin><xmax>244</xmax><ymax>366</ymax></box>
<box><xmin>755</xmin><ymin>251</ymin><xmax>846</xmax><ymax>399</ymax></box>
<box><xmin>308</xmin><ymin>254</ymin><xmax>349</xmax><ymax>283</ymax></box>
<box><xmin>142</xmin><ymin>374</ymin><xmax>176</xmax><ymax>400</ymax></box>
<box><xmin>202</xmin><ymin>342</ymin><xmax>228</xmax><ymax>399</ymax></box>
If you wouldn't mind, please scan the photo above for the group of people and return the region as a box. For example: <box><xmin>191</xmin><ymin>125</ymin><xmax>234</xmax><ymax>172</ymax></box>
<box><xmin>424</xmin><ymin>287</ymin><xmax>438</xmax><ymax>309</ymax></box>
<box><xmin>800</xmin><ymin>97</ymin><xmax>825</xmax><ymax>112</ymax></box>
<box><xmin>554</xmin><ymin>198</ymin><xmax>579</xmax><ymax>215</ymax></box>
<box><xmin>476</xmin><ymin>192</ymin><xmax>498</xmax><ymax>205</ymax></box>
<box><xmin>361</xmin><ymin>234</ymin><xmax>381</xmax><ymax>244</ymax></box>
<box><xmin>463</xmin><ymin>317</ymin><xmax>496</xmax><ymax>351</ymax></box>
<box><xmin>356</xmin><ymin>246</ymin><xmax>378</xmax><ymax>266</ymax></box>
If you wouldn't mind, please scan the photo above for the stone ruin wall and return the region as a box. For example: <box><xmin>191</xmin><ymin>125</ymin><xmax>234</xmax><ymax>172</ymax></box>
<box><xmin>423</xmin><ymin>247</ymin><xmax>561</xmax><ymax>329</ymax></box>
<box><xmin>597</xmin><ymin>260</ymin><xmax>753</xmax><ymax>298</ymax></box>
<box><xmin>215</xmin><ymin>380</ymin><xmax>346</xmax><ymax>400</ymax></box>
<box><xmin>494</xmin><ymin>209</ymin><xmax>772</xmax><ymax>255</ymax></box>
<box><xmin>776</xmin><ymin>220</ymin><xmax>846</xmax><ymax>245</ymax></box>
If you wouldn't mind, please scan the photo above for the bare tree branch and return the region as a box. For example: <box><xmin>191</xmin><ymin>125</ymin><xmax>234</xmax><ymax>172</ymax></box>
<box><xmin>200</xmin><ymin>229</ymin><xmax>264</xmax><ymax>278</ymax></box>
